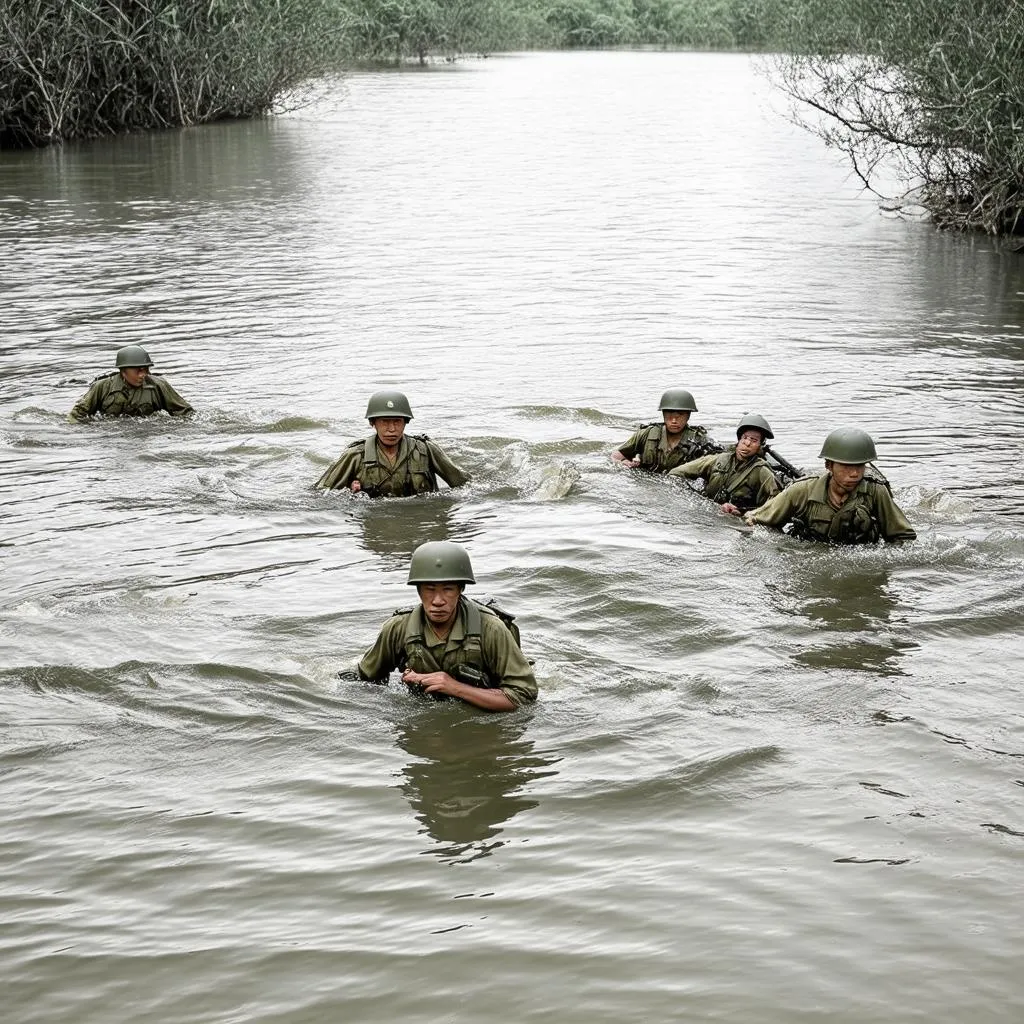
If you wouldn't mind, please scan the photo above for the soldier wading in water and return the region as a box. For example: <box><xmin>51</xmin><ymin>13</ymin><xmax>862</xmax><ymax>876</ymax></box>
<box><xmin>611</xmin><ymin>388</ymin><xmax>718</xmax><ymax>473</ymax></box>
<box><xmin>669</xmin><ymin>413</ymin><xmax>782</xmax><ymax>515</ymax></box>
<box><xmin>315</xmin><ymin>390</ymin><xmax>469</xmax><ymax>497</ymax></box>
<box><xmin>354</xmin><ymin>542</ymin><xmax>537</xmax><ymax>712</ymax></box>
<box><xmin>69</xmin><ymin>345</ymin><xmax>193</xmax><ymax>422</ymax></box>
<box><xmin>745</xmin><ymin>427</ymin><xmax>917</xmax><ymax>544</ymax></box>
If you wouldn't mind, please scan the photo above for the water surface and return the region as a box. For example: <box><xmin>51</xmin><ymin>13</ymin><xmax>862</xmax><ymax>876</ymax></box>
<box><xmin>2</xmin><ymin>51</ymin><xmax>1023</xmax><ymax>1024</ymax></box>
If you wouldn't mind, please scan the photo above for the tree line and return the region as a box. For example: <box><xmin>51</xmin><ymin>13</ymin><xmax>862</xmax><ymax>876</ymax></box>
<box><xmin>2</xmin><ymin>1</ymin><xmax>1022</xmax><ymax>235</ymax></box>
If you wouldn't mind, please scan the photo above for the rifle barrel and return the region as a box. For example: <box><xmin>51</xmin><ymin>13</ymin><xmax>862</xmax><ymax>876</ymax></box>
<box><xmin>764</xmin><ymin>445</ymin><xmax>801</xmax><ymax>479</ymax></box>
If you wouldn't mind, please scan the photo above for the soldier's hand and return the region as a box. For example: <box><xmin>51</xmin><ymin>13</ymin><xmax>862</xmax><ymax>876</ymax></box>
<box><xmin>401</xmin><ymin>668</ymin><xmax>456</xmax><ymax>696</ymax></box>
<box><xmin>720</xmin><ymin>502</ymin><xmax>741</xmax><ymax>516</ymax></box>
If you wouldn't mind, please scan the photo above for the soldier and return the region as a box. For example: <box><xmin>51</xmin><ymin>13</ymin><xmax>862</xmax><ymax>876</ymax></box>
<box><xmin>669</xmin><ymin>413</ymin><xmax>781</xmax><ymax>515</ymax></box>
<box><xmin>355</xmin><ymin>541</ymin><xmax>537</xmax><ymax>712</ymax></box>
<box><xmin>316</xmin><ymin>390</ymin><xmax>469</xmax><ymax>497</ymax></box>
<box><xmin>611</xmin><ymin>388</ymin><xmax>718</xmax><ymax>473</ymax></box>
<box><xmin>69</xmin><ymin>345</ymin><xmax>193</xmax><ymax>422</ymax></box>
<box><xmin>745</xmin><ymin>427</ymin><xmax>917</xmax><ymax>543</ymax></box>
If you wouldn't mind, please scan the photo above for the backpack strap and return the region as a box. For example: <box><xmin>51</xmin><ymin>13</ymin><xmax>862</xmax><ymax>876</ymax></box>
<box><xmin>401</xmin><ymin>598</ymin><xmax>485</xmax><ymax>672</ymax></box>
<box><xmin>362</xmin><ymin>435</ymin><xmax>378</xmax><ymax>465</ymax></box>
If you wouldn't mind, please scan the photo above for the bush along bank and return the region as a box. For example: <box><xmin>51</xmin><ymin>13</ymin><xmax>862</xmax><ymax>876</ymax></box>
<box><xmin>0</xmin><ymin>0</ymin><xmax>350</xmax><ymax>148</ymax></box>
<box><xmin>1</xmin><ymin>0</ymin><xmax>794</xmax><ymax>149</ymax></box>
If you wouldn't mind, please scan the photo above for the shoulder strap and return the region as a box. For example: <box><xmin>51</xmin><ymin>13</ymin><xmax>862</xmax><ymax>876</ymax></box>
<box><xmin>464</xmin><ymin>598</ymin><xmax>483</xmax><ymax>637</ymax></box>
<box><xmin>90</xmin><ymin>370</ymin><xmax>118</xmax><ymax>384</ymax></box>
<box><xmin>864</xmin><ymin>463</ymin><xmax>893</xmax><ymax>494</ymax></box>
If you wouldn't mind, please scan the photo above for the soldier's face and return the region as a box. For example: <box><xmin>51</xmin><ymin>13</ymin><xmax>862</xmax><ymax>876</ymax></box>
<box><xmin>736</xmin><ymin>429</ymin><xmax>763</xmax><ymax>460</ymax></box>
<box><xmin>417</xmin><ymin>583</ymin><xmax>463</xmax><ymax>630</ymax></box>
<box><xmin>827</xmin><ymin>460</ymin><xmax>865</xmax><ymax>494</ymax></box>
<box><xmin>662</xmin><ymin>410</ymin><xmax>690</xmax><ymax>434</ymax></box>
<box><xmin>372</xmin><ymin>417</ymin><xmax>407</xmax><ymax>448</ymax></box>
<box><xmin>121</xmin><ymin>367</ymin><xmax>149</xmax><ymax>387</ymax></box>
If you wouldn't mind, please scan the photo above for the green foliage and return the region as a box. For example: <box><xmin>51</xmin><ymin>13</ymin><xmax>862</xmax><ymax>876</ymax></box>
<box><xmin>0</xmin><ymin>0</ymin><xmax>350</xmax><ymax>147</ymax></box>
<box><xmin>772</xmin><ymin>0</ymin><xmax>1024</xmax><ymax>234</ymax></box>
<box><xmin>0</xmin><ymin>0</ymin><xmax>799</xmax><ymax>147</ymax></box>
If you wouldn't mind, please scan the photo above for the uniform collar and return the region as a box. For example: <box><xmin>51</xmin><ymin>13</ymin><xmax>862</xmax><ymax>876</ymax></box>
<box><xmin>423</xmin><ymin>598</ymin><xmax>467</xmax><ymax>645</ymax></box>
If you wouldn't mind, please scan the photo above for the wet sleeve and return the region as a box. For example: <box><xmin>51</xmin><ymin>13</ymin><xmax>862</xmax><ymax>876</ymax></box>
<box><xmin>154</xmin><ymin>378</ymin><xmax>194</xmax><ymax>417</ymax></box>
<box><xmin>68</xmin><ymin>381</ymin><xmax>104</xmax><ymax>422</ymax></box>
<box><xmin>426</xmin><ymin>441</ymin><xmax>470</xmax><ymax>488</ymax></box>
<box><xmin>315</xmin><ymin>447</ymin><xmax>362</xmax><ymax>490</ymax></box>
<box><xmin>357</xmin><ymin>616</ymin><xmax>406</xmax><ymax>682</ymax></box>
<box><xmin>481</xmin><ymin>617</ymin><xmax>538</xmax><ymax>708</ymax></box>
<box><xmin>616</xmin><ymin>428</ymin><xmax>645</xmax><ymax>459</ymax></box>
<box><xmin>755</xmin><ymin>466</ymin><xmax>782</xmax><ymax>504</ymax></box>
<box><xmin>874</xmin><ymin>488</ymin><xmax>917</xmax><ymax>542</ymax></box>
<box><xmin>668</xmin><ymin>453</ymin><xmax>715</xmax><ymax>480</ymax></box>
<box><xmin>749</xmin><ymin>480</ymin><xmax>809</xmax><ymax>529</ymax></box>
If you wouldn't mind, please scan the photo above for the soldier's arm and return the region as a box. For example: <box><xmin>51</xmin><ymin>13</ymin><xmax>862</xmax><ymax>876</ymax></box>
<box><xmin>746</xmin><ymin>481</ymin><xmax>807</xmax><ymax>528</ymax></box>
<box><xmin>426</xmin><ymin>441</ymin><xmax>470</xmax><ymax>488</ymax></box>
<box><xmin>315</xmin><ymin>446</ymin><xmax>362</xmax><ymax>491</ymax></box>
<box><xmin>612</xmin><ymin>428</ymin><xmax>644</xmax><ymax>463</ymax></box>
<box><xmin>68</xmin><ymin>381</ymin><xmax>104</xmax><ymax>422</ymax></box>
<box><xmin>755</xmin><ymin>466</ymin><xmax>782</xmax><ymax>504</ymax></box>
<box><xmin>356</xmin><ymin>617</ymin><xmax>405</xmax><ymax>682</ymax></box>
<box><xmin>668</xmin><ymin>453</ymin><xmax>715</xmax><ymax>480</ymax></box>
<box><xmin>154</xmin><ymin>377</ymin><xmax>194</xmax><ymax>417</ymax></box>
<box><xmin>480</xmin><ymin>617</ymin><xmax>538</xmax><ymax>709</ymax></box>
<box><xmin>874</xmin><ymin>487</ymin><xmax>917</xmax><ymax>542</ymax></box>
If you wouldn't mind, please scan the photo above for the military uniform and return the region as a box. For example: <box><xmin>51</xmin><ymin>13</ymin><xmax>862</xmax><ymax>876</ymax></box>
<box><xmin>358</xmin><ymin>597</ymin><xmax>537</xmax><ymax>708</ymax></box>
<box><xmin>749</xmin><ymin>473</ymin><xmax>916</xmax><ymax>544</ymax></box>
<box><xmin>316</xmin><ymin>434</ymin><xmax>469</xmax><ymax>496</ymax></box>
<box><xmin>670</xmin><ymin>446</ymin><xmax>780</xmax><ymax>511</ymax></box>
<box><xmin>69</xmin><ymin>372</ymin><xmax>193</xmax><ymax>422</ymax></box>
<box><xmin>616</xmin><ymin>423</ymin><xmax>716</xmax><ymax>474</ymax></box>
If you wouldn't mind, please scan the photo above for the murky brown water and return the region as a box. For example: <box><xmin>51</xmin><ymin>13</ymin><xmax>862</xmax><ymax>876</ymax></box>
<box><xmin>2</xmin><ymin>51</ymin><xmax>1023</xmax><ymax>1024</ymax></box>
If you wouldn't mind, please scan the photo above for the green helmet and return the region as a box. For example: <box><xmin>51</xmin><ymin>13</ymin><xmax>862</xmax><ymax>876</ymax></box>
<box><xmin>736</xmin><ymin>413</ymin><xmax>774</xmax><ymax>440</ymax></box>
<box><xmin>115</xmin><ymin>345</ymin><xmax>153</xmax><ymax>369</ymax></box>
<box><xmin>365</xmin><ymin>389</ymin><xmax>413</xmax><ymax>421</ymax></box>
<box><xmin>407</xmin><ymin>541</ymin><xmax>476</xmax><ymax>585</ymax></box>
<box><xmin>819</xmin><ymin>427</ymin><xmax>877</xmax><ymax>464</ymax></box>
<box><xmin>658</xmin><ymin>388</ymin><xmax>697</xmax><ymax>413</ymax></box>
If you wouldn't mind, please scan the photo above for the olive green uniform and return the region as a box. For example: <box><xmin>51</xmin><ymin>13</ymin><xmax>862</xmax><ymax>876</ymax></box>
<box><xmin>670</xmin><ymin>446</ymin><xmax>780</xmax><ymax>511</ymax></box>
<box><xmin>69</xmin><ymin>372</ymin><xmax>193</xmax><ymax>422</ymax></box>
<box><xmin>358</xmin><ymin>597</ymin><xmax>537</xmax><ymax>708</ymax></box>
<box><xmin>749</xmin><ymin>473</ymin><xmax>917</xmax><ymax>544</ymax></box>
<box><xmin>316</xmin><ymin>434</ymin><xmax>469</xmax><ymax>496</ymax></box>
<box><xmin>616</xmin><ymin>423</ymin><xmax>715</xmax><ymax>474</ymax></box>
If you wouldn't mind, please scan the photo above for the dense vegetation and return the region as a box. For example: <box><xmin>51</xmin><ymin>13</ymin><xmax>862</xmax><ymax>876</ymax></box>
<box><xmin>0</xmin><ymin>0</ymin><xmax>350</xmax><ymax>148</ymax></box>
<box><xmin>0</xmin><ymin>1</ymin><xmax>790</xmax><ymax>147</ymax></box>
<box><xmin>771</xmin><ymin>0</ymin><xmax>1024</xmax><ymax>235</ymax></box>
<box><xmin>341</xmin><ymin>0</ymin><xmax>794</xmax><ymax>60</ymax></box>
<box><xmin>3</xmin><ymin>0</ymin><xmax>1023</xmax><ymax>235</ymax></box>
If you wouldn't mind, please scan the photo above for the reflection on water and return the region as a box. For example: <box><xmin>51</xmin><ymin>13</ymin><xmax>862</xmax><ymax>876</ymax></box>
<box><xmin>349</xmin><ymin>493</ymin><xmax>463</xmax><ymax>569</ymax></box>
<box><xmin>766</xmin><ymin>561</ymin><xmax>918</xmax><ymax>676</ymax></box>
<box><xmin>2</xmin><ymin>50</ymin><xmax>1024</xmax><ymax>1024</ymax></box>
<box><xmin>395</xmin><ymin>709</ymin><xmax>558</xmax><ymax>863</ymax></box>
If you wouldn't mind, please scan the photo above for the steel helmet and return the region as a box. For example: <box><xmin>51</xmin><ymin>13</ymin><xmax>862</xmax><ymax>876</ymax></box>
<box><xmin>658</xmin><ymin>388</ymin><xmax>698</xmax><ymax>413</ymax></box>
<box><xmin>115</xmin><ymin>345</ymin><xmax>153</xmax><ymax>369</ymax></box>
<box><xmin>736</xmin><ymin>413</ymin><xmax>774</xmax><ymax>440</ymax></box>
<box><xmin>365</xmin><ymin>389</ymin><xmax>413</xmax><ymax>421</ymax></box>
<box><xmin>819</xmin><ymin>427</ymin><xmax>878</xmax><ymax>464</ymax></box>
<box><xmin>407</xmin><ymin>541</ymin><xmax>476</xmax><ymax>585</ymax></box>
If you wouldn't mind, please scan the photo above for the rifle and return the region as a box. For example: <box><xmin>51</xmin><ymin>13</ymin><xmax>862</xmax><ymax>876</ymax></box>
<box><xmin>762</xmin><ymin>444</ymin><xmax>802</xmax><ymax>481</ymax></box>
<box><xmin>692</xmin><ymin>436</ymin><xmax>726</xmax><ymax>458</ymax></box>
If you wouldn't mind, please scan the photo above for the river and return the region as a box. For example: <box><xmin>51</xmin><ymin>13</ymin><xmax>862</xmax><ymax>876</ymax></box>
<box><xmin>1</xmin><ymin>50</ymin><xmax>1023</xmax><ymax>1024</ymax></box>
